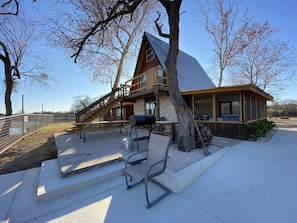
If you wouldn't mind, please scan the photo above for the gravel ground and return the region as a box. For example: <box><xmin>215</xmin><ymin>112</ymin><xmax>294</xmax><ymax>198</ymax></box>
<box><xmin>167</xmin><ymin>144</ymin><xmax>222</xmax><ymax>172</ymax></box>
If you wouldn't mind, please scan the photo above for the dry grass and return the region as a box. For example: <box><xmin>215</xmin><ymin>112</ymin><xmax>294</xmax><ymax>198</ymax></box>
<box><xmin>0</xmin><ymin>122</ymin><xmax>72</xmax><ymax>175</ymax></box>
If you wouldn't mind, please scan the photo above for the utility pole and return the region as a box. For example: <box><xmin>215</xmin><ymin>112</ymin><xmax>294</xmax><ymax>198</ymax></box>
<box><xmin>22</xmin><ymin>95</ymin><xmax>24</xmax><ymax>114</ymax></box>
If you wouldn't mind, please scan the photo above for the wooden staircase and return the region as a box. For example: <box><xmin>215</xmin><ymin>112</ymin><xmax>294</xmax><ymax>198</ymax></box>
<box><xmin>74</xmin><ymin>84</ymin><xmax>129</xmax><ymax>124</ymax></box>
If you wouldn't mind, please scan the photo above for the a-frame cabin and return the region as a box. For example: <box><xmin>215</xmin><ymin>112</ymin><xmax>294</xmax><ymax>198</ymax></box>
<box><xmin>122</xmin><ymin>32</ymin><xmax>273</xmax><ymax>140</ymax></box>
<box><xmin>77</xmin><ymin>32</ymin><xmax>273</xmax><ymax>140</ymax></box>
<box><xmin>122</xmin><ymin>32</ymin><xmax>215</xmax><ymax>122</ymax></box>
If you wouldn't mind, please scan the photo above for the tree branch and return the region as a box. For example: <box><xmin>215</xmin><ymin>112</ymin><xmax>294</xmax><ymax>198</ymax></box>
<box><xmin>0</xmin><ymin>0</ymin><xmax>19</xmax><ymax>15</ymax></box>
<box><xmin>70</xmin><ymin>0</ymin><xmax>143</xmax><ymax>63</ymax></box>
<box><xmin>11</xmin><ymin>65</ymin><xmax>20</xmax><ymax>79</ymax></box>
<box><xmin>154</xmin><ymin>11</ymin><xmax>170</xmax><ymax>38</ymax></box>
<box><xmin>0</xmin><ymin>41</ymin><xmax>10</xmax><ymax>65</ymax></box>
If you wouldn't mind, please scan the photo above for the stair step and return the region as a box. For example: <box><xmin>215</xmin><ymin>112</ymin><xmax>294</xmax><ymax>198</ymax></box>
<box><xmin>37</xmin><ymin>159</ymin><xmax>125</xmax><ymax>203</ymax></box>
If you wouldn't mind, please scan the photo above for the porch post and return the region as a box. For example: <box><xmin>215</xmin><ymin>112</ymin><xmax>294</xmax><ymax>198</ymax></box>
<box><xmin>240</xmin><ymin>92</ymin><xmax>244</xmax><ymax>123</ymax></box>
<box><xmin>212</xmin><ymin>94</ymin><xmax>216</xmax><ymax>121</ymax></box>
<box><xmin>156</xmin><ymin>91</ymin><xmax>160</xmax><ymax>120</ymax></box>
<box><xmin>120</xmin><ymin>101</ymin><xmax>123</xmax><ymax>120</ymax></box>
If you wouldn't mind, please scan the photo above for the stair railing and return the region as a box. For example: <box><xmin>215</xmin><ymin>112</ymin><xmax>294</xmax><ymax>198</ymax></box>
<box><xmin>75</xmin><ymin>84</ymin><xmax>130</xmax><ymax>123</ymax></box>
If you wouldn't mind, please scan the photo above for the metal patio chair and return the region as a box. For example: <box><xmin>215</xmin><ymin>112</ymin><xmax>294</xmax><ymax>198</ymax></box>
<box><xmin>123</xmin><ymin>132</ymin><xmax>171</xmax><ymax>209</ymax></box>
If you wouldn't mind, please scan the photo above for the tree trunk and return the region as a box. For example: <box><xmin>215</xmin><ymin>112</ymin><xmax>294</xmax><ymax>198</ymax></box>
<box><xmin>164</xmin><ymin>1</ymin><xmax>195</xmax><ymax>152</ymax></box>
<box><xmin>109</xmin><ymin>45</ymin><xmax>128</xmax><ymax>104</ymax></box>
<box><xmin>5</xmin><ymin>66</ymin><xmax>13</xmax><ymax>116</ymax></box>
<box><xmin>110</xmin><ymin>25</ymin><xmax>137</xmax><ymax>100</ymax></box>
<box><xmin>218</xmin><ymin>69</ymin><xmax>223</xmax><ymax>87</ymax></box>
<box><xmin>0</xmin><ymin>42</ymin><xmax>13</xmax><ymax>115</ymax></box>
<box><xmin>0</xmin><ymin>50</ymin><xmax>13</xmax><ymax>136</ymax></box>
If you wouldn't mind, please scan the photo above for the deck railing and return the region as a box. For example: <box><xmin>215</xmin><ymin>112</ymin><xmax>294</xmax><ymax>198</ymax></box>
<box><xmin>0</xmin><ymin>114</ymin><xmax>54</xmax><ymax>154</ymax></box>
<box><xmin>125</xmin><ymin>67</ymin><xmax>168</xmax><ymax>95</ymax></box>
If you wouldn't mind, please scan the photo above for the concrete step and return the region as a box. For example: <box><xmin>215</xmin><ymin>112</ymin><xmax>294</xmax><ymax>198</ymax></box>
<box><xmin>37</xmin><ymin>159</ymin><xmax>125</xmax><ymax>203</ymax></box>
<box><xmin>36</xmin><ymin>144</ymin><xmax>232</xmax><ymax>203</ymax></box>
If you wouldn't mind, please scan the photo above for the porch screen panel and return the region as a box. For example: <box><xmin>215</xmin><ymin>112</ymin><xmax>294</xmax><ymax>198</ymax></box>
<box><xmin>245</xmin><ymin>94</ymin><xmax>251</xmax><ymax>121</ymax></box>
<box><xmin>257</xmin><ymin>98</ymin><xmax>261</xmax><ymax>119</ymax></box>
<box><xmin>260</xmin><ymin>100</ymin><xmax>266</xmax><ymax>118</ymax></box>
<box><xmin>216</xmin><ymin>93</ymin><xmax>240</xmax><ymax>122</ymax></box>
<box><xmin>251</xmin><ymin>96</ymin><xmax>256</xmax><ymax>120</ymax></box>
<box><xmin>194</xmin><ymin>95</ymin><xmax>213</xmax><ymax>120</ymax></box>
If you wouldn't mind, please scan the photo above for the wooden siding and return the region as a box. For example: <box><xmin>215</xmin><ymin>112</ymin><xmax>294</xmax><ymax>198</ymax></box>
<box><xmin>201</xmin><ymin>121</ymin><xmax>249</xmax><ymax>140</ymax></box>
<box><xmin>129</xmin><ymin>39</ymin><xmax>167</xmax><ymax>94</ymax></box>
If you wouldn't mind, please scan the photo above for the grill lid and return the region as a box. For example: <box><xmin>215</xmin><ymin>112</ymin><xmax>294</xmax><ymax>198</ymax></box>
<box><xmin>129</xmin><ymin>115</ymin><xmax>156</xmax><ymax>126</ymax></box>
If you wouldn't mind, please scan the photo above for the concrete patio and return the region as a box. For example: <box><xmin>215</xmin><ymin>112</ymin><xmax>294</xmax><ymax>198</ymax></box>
<box><xmin>1</xmin><ymin>124</ymin><xmax>297</xmax><ymax>223</ymax></box>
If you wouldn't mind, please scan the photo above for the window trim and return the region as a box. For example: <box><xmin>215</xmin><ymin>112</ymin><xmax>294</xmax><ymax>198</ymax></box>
<box><xmin>146</xmin><ymin>48</ymin><xmax>155</xmax><ymax>63</ymax></box>
<box><xmin>140</xmin><ymin>73</ymin><xmax>147</xmax><ymax>90</ymax></box>
<box><xmin>145</xmin><ymin>101</ymin><xmax>156</xmax><ymax>115</ymax></box>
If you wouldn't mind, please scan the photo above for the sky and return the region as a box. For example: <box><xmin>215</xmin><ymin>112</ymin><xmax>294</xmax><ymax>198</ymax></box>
<box><xmin>1</xmin><ymin>0</ymin><xmax>296</xmax><ymax>114</ymax></box>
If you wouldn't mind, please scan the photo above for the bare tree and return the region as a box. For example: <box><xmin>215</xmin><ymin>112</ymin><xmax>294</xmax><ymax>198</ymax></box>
<box><xmin>0</xmin><ymin>13</ymin><xmax>49</xmax><ymax>115</ymax></box>
<box><xmin>228</xmin><ymin>21</ymin><xmax>296</xmax><ymax>94</ymax></box>
<box><xmin>50</xmin><ymin>0</ymin><xmax>158</xmax><ymax>94</ymax></box>
<box><xmin>70</xmin><ymin>95</ymin><xmax>93</xmax><ymax>113</ymax></box>
<box><xmin>80</xmin><ymin>1</ymin><xmax>157</xmax><ymax>93</ymax></box>
<box><xmin>57</xmin><ymin>0</ymin><xmax>196</xmax><ymax>152</ymax></box>
<box><xmin>0</xmin><ymin>0</ymin><xmax>37</xmax><ymax>16</ymax></box>
<box><xmin>199</xmin><ymin>0</ymin><xmax>251</xmax><ymax>87</ymax></box>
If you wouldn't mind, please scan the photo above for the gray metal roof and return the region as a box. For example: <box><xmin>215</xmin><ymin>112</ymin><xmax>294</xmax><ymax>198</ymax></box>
<box><xmin>145</xmin><ymin>32</ymin><xmax>215</xmax><ymax>92</ymax></box>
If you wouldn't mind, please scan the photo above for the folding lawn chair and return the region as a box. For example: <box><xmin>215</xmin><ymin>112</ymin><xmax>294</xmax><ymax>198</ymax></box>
<box><xmin>123</xmin><ymin>132</ymin><xmax>171</xmax><ymax>209</ymax></box>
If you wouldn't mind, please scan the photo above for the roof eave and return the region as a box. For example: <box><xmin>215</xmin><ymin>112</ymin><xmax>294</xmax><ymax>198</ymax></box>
<box><xmin>181</xmin><ymin>84</ymin><xmax>273</xmax><ymax>101</ymax></box>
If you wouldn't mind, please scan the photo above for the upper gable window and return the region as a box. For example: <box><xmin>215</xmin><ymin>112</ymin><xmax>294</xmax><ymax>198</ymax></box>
<box><xmin>146</xmin><ymin>48</ymin><xmax>155</xmax><ymax>63</ymax></box>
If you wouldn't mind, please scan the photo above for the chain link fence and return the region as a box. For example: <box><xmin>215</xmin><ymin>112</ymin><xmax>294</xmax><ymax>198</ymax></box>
<box><xmin>0</xmin><ymin>114</ymin><xmax>54</xmax><ymax>154</ymax></box>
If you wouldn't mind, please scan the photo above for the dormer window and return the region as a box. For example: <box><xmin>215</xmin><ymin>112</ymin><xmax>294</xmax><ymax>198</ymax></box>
<box><xmin>146</xmin><ymin>48</ymin><xmax>155</xmax><ymax>63</ymax></box>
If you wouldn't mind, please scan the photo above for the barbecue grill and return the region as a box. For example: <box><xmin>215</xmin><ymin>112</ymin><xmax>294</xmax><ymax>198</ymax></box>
<box><xmin>129</xmin><ymin>115</ymin><xmax>156</xmax><ymax>126</ymax></box>
<box><xmin>129</xmin><ymin>115</ymin><xmax>156</xmax><ymax>151</ymax></box>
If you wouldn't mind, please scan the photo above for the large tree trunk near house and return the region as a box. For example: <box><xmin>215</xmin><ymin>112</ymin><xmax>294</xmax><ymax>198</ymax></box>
<box><xmin>163</xmin><ymin>0</ymin><xmax>196</xmax><ymax>152</ymax></box>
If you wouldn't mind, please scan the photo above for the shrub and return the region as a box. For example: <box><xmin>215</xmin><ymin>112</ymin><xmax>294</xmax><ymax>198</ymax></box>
<box><xmin>246</xmin><ymin>120</ymin><xmax>277</xmax><ymax>141</ymax></box>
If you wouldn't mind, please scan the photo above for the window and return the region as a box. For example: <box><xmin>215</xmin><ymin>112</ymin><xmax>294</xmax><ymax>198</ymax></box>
<box><xmin>146</xmin><ymin>48</ymin><xmax>155</xmax><ymax>63</ymax></box>
<box><xmin>216</xmin><ymin>93</ymin><xmax>240</xmax><ymax>122</ymax></box>
<box><xmin>154</xmin><ymin>68</ymin><xmax>164</xmax><ymax>85</ymax></box>
<box><xmin>220</xmin><ymin>102</ymin><xmax>231</xmax><ymax>115</ymax></box>
<box><xmin>140</xmin><ymin>73</ymin><xmax>147</xmax><ymax>90</ymax></box>
<box><xmin>220</xmin><ymin>101</ymin><xmax>239</xmax><ymax>115</ymax></box>
<box><xmin>116</xmin><ymin>108</ymin><xmax>123</xmax><ymax>117</ymax></box>
<box><xmin>145</xmin><ymin>102</ymin><xmax>156</xmax><ymax>115</ymax></box>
